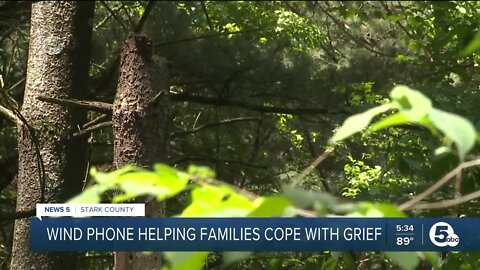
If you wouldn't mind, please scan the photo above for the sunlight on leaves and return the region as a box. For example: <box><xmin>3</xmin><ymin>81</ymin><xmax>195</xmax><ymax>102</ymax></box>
<box><xmin>181</xmin><ymin>185</ymin><xmax>253</xmax><ymax>217</ymax></box>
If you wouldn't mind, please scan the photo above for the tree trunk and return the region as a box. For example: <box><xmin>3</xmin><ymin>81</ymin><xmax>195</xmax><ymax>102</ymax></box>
<box><xmin>10</xmin><ymin>2</ymin><xmax>93</xmax><ymax>270</ymax></box>
<box><xmin>112</xmin><ymin>34</ymin><xmax>170</xmax><ymax>270</ymax></box>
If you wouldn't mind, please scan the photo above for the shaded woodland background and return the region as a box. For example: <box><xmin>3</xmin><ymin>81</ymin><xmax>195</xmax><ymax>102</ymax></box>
<box><xmin>1</xmin><ymin>1</ymin><xmax>480</xmax><ymax>269</ymax></box>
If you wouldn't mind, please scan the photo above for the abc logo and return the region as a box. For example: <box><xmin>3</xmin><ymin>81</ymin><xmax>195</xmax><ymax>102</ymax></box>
<box><xmin>429</xmin><ymin>222</ymin><xmax>459</xmax><ymax>247</ymax></box>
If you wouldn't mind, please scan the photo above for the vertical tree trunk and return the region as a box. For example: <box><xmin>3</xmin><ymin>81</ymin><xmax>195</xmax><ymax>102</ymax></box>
<box><xmin>10</xmin><ymin>2</ymin><xmax>94</xmax><ymax>270</ymax></box>
<box><xmin>112</xmin><ymin>34</ymin><xmax>170</xmax><ymax>270</ymax></box>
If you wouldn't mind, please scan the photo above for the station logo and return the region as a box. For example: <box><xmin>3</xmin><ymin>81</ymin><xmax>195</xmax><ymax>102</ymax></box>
<box><xmin>429</xmin><ymin>222</ymin><xmax>459</xmax><ymax>247</ymax></box>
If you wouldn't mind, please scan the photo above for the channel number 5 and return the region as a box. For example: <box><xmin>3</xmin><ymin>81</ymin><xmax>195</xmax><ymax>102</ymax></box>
<box><xmin>429</xmin><ymin>222</ymin><xmax>459</xmax><ymax>247</ymax></box>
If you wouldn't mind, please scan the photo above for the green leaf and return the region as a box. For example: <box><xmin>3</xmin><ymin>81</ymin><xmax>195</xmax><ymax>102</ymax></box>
<box><xmin>429</xmin><ymin>108</ymin><xmax>476</xmax><ymax>160</ymax></box>
<box><xmin>181</xmin><ymin>185</ymin><xmax>253</xmax><ymax>217</ymax></box>
<box><xmin>154</xmin><ymin>164</ymin><xmax>188</xmax><ymax>182</ymax></box>
<box><xmin>91</xmin><ymin>165</ymin><xmax>137</xmax><ymax>186</ymax></box>
<box><xmin>384</xmin><ymin>252</ymin><xmax>419</xmax><ymax>270</ymax></box>
<box><xmin>390</xmin><ymin>85</ymin><xmax>432</xmax><ymax>121</ymax></box>
<box><xmin>460</xmin><ymin>31</ymin><xmax>480</xmax><ymax>56</ymax></box>
<box><xmin>330</xmin><ymin>85</ymin><xmax>476</xmax><ymax>161</ymax></box>
<box><xmin>163</xmin><ymin>252</ymin><xmax>208</xmax><ymax>270</ymax></box>
<box><xmin>371</xmin><ymin>112</ymin><xmax>411</xmax><ymax>131</ymax></box>
<box><xmin>113</xmin><ymin>169</ymin><xmax>188</xmax><ymax>202</ymax></box>
<box><xmin>249</xmin><ymin>196</ymin><xmax>293</xmax><ymax>217</ymax></box>
<box><xmin>329</xmin><ymin>103</ymin><xmax>392</xmax><ymax>144</ymax></box>
<box><xmin>222</xmin><ymin>252</ymin><xmax>252</xmax><ymax>265</ymax></box>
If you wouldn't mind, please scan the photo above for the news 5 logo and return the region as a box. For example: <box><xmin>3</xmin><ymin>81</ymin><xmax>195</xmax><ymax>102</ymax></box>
<box><xmin>429</xmin><ymin>222</ymin><xmax>459</xmax><ymax>247</ymax></box>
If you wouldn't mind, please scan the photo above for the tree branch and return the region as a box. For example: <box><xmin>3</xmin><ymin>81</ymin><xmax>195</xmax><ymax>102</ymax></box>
<box><xmin>155</xmin><ymin>28</ymin><xmax>262</xmax><ymax>48</ymax></box>
<box><xmin>0</xmin><ymin>104</ymin><xmax>22</xmax><ymax>125</ymax></box>
<box><xmin>83</xmin><ymin>113</ymin><xmax>109</xmax><ymax>129</ymax></box>
<box><xmin>380</xmin><ymin>1</ymin><xmax>414</xmax><ymax>39</ymax></box>
<box><xmin>38</xmin><ymin>93</ymin><xmax>346</xmax><ymax>116</ymax></box>
<box><xmin>317</xmin><ymin>2</ymin><xmax>392</xmax><ymax>57</ymax></box>
<box><xmin>172</xmin><ymin>155</ymin><xmax>267</xmax><ymax>169</ymax></box>
<box><xmin>412</xmin><ymin>188</ymin><xmax>480</xmax><ymax>210</ymax></box>
<box><xmin>171</xmin><ymin>117</ymin><xmax>261</xmax><ymax>138</ymax></box>
<box><xmin>171</xmin><ymin>93</ymin><xmax>346</xmax><ymax>115</ymax></box>
<box><xmin>74</xmin><ymin>121</ymin><xmax>112</xmax><ymax>137</ymax></box>
<box><xmin>37</xmin><ymin>95</ymin><xmax>112</xmax><ymax>113</ymax></box>
<box><xmin>0</xmin><ymin>208</ymin><xmax>35</xmax><ymax>223</ymax></box>
<box><xmin>301</xmin><ymin>125</ymin><xmax>332</xmax><ymax>192</ymax></box>
<box><xmin>200</xmin><ymin>1</ymin><xmax>214</xmax><ymax>31</ymax></box>
<box><xmin>291</xmin><ymin>147</ymin><xmax>335</xmax><ymax>186</ymax></box>
<box><xmin>399</xmin><ymin>159</ymin><xmax>480</xmax><ymax>211</ymax></box>
<box><xmin>100</xmin><ymin>1</ymin><xmax>128</xmax><ymax>32</ymax></box>
<box><xmin>134</xmin><ymin>1</ymin><xmax>155</xmax><ymax>33</ymax></box>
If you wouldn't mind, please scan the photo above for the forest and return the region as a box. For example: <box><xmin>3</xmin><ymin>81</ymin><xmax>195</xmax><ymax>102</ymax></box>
<box><xmin>1</xmin><ymin>1</ymin><xmax>480</xmax><ymax>270</ymax></box>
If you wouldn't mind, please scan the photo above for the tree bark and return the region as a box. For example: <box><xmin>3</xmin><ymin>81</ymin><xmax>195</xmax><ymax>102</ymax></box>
<box><xmin>112</xmin><ymin>34</ymin><xmax>170</xmax><ymax>270</ymax></box>
<box><xmin>10</xmin><ymin>2</ymin><xmax>93</xmax><ymax>270</ymax></box>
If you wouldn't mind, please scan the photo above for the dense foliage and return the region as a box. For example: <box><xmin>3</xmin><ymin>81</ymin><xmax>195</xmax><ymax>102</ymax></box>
<box><xmin>3</xmin><ymin>1</ymin><xmax>480</xmax><ymax>269</ymax></box>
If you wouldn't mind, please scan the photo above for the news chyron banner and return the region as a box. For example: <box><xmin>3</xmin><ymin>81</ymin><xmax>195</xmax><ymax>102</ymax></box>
<box><xmin>32</xmin><ymin>204</ymin><xmax>474</xmax><ymax>252</ymax></box>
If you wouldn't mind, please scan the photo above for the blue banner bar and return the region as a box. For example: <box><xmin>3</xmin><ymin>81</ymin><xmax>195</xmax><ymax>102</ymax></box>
<box><xmin>30</xmin><ymin>218</ymin><xmax>475</xmax><ymax>251</ymax></box>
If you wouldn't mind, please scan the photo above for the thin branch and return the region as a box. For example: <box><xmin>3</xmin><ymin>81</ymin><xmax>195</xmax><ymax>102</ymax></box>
<box><xmin>412</xmin><ymin>189</ymin><xmax>480</xmax><ymax>210</ymax></box>
<box><xmin>250</xmin><ymin>93</ymin><xmax>316</xmax><ymax>106</ymax></box>
<box><xmin>6</xmin><ymin>76</ymin><xmax>25</xmax><ymax>93</ymax></box>
<box><xmin>172</xmin><ymin>155</ymin><xmax>267</xmax><ymax>169</ymax></box>
<box><xmin>38</xmin><ymin>93</ymin><xmax>345</xmax><ymax>116</ymax></box>
<box><xmin>0</xmin><ymin>104</ymin><xmax>21</xmax><ymax>125</ymax></box>
<box><xmin>171</xmin><ymin>117</ymin><xmax>261</xmax><ymax>138</ymax></box>
<box><xmin>94</xmin><ymin>8</ymin><xmax>115</xmax><ymax>31</ymax></box>
<box><xmin>171</xmin><ymin>93</ymin><xmax>346</xmax><ymax>115</ymax></box>
<box><xmin>100</xmin><ymin>1</ymin><xmax>128</xmax><ymax>32</ymax></box>
<box><xmin>317</xmin><ymin>2</ymin><xmax>392</xmax><ymax>57</ymax></box>
<box><xmin>73</xmin><ymin>121</ymin><xmax>112</xmax><ymax>137</ymax></box>
<box><xmin>119</xmin><ymin>2</ymin><xmax>135</xmax><ymax>29</ymax></box>
<box><xmin>301</xmin><ymin>125</ymin><xmax>332</xmax><ymax>192</ymax></box>
<box><xmin>5</xmin><ymin>33</ymin><xmax>19</xmax><ymax>79</ymax></box>
<box><xmin>83</xmin><ymin>114</ymin><xmax>109</xmax><ymax>129</ymax></box>
<box><xmin>379</xmin><ymin>1</ymin><xmax>414</xmax><ymax>39</ymax></box>
<box><xmin>399</xmin><ymin>159</ymin><xmax>480</xmax><ymax>211</ymax></box>
<box><xmin>155</xmin><ymin>28</ymin><xmax>262</xmax><ymax>48</ymax></box>
<box><xmin>200</xmin><ymin>1</ymin><xmax>214</xmax><ymax>31</ymax></box>
<box><xmin>5</xmin><ymin>94</ymin><xmax>47</xmax><ymax>201</ymax></box>
<box><xmin>134</xmin><ymin>1</ymin><xmax>155</xmax><ymax>33</ymax></box>
<box><xmin>37</xmin><ymin>95</ymin><xmax>112</xmax><ymax>113</ymax></box>
<box><xmin>0</xmin><ymin>208</ymin><xmax>35</xmax><ymax>223</ymax></box>
<box><xmin>0</xmin><ymin>27</ymin><xmax>16</xmax><ymax>45</ymax></box>
<box><xmin>291</xmin><ymin>147</ymin><xmax>335</xmax><ymax>186</ymax></box>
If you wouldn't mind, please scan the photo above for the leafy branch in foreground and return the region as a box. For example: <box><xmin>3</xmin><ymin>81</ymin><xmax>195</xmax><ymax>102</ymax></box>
<box><xmin>70</xmin><ymin>85</ymin><xmax>480</xmax><ymax>270</ymax></box>
<box><xmin>329</xmin><ymin>85</ymin><xmax>477</xmax><ymax>161</ymax></box>
<box><xmin>70</xmin><ymin>163</ymin><xmax>427</xmax><ymax>269</ymax></box>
